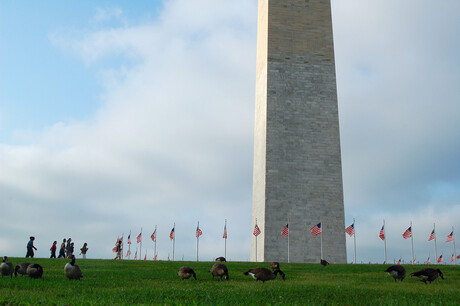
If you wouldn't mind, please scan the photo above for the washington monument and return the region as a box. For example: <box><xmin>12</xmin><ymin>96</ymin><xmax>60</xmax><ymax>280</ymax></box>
<box><xmin>251</xmin><ymin>0</ymin><xmax>346</xmax><ymax>263</ymax></box>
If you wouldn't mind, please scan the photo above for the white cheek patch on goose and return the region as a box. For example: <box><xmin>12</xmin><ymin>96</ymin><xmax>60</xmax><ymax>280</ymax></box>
<box><xmin>248</xmin><ymin>272</ymin><xmax>256</xmax><ymax>280</ymax></box>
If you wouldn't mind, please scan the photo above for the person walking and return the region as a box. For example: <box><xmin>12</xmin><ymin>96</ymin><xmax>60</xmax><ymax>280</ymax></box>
<box><xmin>114</xmin><ymin>240</ymin><xmax>122</xmax><ymax>260</ymax></box>
<box><xmin>26</xmin><ymin>236</ymin><xmax>37</xmax><ymax>258</ymax></box>
<box><xmin>66</xmin><ymin>238</ymin><xmax>72</xmax><ymax>258</ymax></box>
<box><xmin>50</xmin><ymin>241</ymin><xmax>57</xmax><ymax>258</ymax></box>
<box><xmin>80</xmin><ymin>243</ymin><xmax>88</xmax><ymax>259</ymax></box>
<box><xmin>69</xmin><ymin>242</ymin><xmax>75</xmax><ymax>257</ymax></box>
<box><xmin>58</xmin><ymin>239</ymin><xmax>67</xmax><ymax>258</ymax></box>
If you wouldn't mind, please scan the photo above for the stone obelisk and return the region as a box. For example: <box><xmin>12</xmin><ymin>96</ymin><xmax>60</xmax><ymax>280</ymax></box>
<box><xmin>251</xmin><ymin>0</ymin><xmax>346</xmax><ymax>263</ymax></box>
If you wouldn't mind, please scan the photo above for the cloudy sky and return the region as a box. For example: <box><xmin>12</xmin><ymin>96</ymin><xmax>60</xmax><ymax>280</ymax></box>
<box><xmin>1</xmin><ymin>0</ymin><xmax>459</xmax><ymax>263</ymax></box>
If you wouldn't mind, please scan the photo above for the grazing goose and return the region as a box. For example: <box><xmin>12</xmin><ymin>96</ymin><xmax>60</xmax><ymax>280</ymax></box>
<box><xmin>64</xmin><ymin>255</ymin><xmax>83</xmax><ymax>280</ymax></box>
<box><xmin>411</xmin><ymin>268</ymin><xmax>444</xmax><ymax>284</ymax></box>
<box><xmin>178</xmin><ymin>266</ymin><xmax>197</xmax><ymax>280</ymax></box>
<box><xmin>270</xmin><ymin>262</ymin><xmax>280</xmax><ymax>271</ymax></box>
<box><xmin>0</xmin><ymin>256</ymin><xmax>14</xmax><ymax>278</ymax></box>
<box><xmin>210</xmin><ymin>263</ymin><xmax>229</xmax><ymax>280</ymax></box>
<box><xmin>215</xmin><ymin>257</ymin><xmax>226</xmax><ymax>262</ymax></box>
<box><xmin>244</xmin><ymin>267</ymin><xmax>285</xmax><ymax>283</ymax></box>
<box><xmin>14</xmin><ymin>262</ymin><xmax>31</xmax><ymax>277</ymax></box>
<box><xmin>26</xmin><ymin>264</ymin><xmax>43</xmax><ymax>279</ymax></box>
<box><xmin>385</xmin><ymin>265</ymin><xmax>406</xmax><ymax>282</ymax></box>
<box><xmin>320</xmin><ymin>259</ymin><xmax>329</xmax><ymax>266</ymax></box>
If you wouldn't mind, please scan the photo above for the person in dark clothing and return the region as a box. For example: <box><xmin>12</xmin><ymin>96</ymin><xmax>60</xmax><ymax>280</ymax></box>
<box><xmin>66</xmin><ymin>238</ymin><xmax>72</xmax><ymax>258</ymax></box>
<box><xmin>26</xmin><ymin>236</ymin><xmax>37</xmax><ymax>258</ymax></box>
<box><xmin>50</xmin><ymin>241</ymin><xmax>57</xmax><ymax>258</ymax></box>
<box><xmin>69</xmin><ymin>242</ymin><xmax>75</xmax><ymax>257</ymax></box>
<box><xmin>58</xmin><ymin>239</ymin><xmax>66</xmax><ymax>258</ymax></box>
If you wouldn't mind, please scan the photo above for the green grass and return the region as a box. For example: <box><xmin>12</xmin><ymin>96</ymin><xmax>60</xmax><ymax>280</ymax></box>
<box><xmin>1</xmin><ymin>258</ymin><xmax>459</xmax><ymax>305</ymax></box>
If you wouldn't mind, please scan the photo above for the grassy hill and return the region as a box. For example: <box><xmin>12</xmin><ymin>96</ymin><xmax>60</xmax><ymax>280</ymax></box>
<box><xmin>1</xmin><ymin>258</ymin><xmax>459</xmax><ymax>304</ymax></box>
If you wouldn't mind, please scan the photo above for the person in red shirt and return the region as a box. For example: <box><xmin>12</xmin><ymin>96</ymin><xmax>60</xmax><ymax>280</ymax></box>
<box><xmin>50</xmin><ymin>241</ymin><xmax>57</xmax><ymax>258</ymax></box>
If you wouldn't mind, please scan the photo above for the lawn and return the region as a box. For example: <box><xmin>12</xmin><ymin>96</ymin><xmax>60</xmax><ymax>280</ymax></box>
<box><xmin>1</xmin><ymin>258</ymin><xmax>459</xmax><ymax>304</ymax></box>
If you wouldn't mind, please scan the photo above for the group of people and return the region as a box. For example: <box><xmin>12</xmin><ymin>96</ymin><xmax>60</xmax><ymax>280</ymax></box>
<box><xmin>26</xmin><ymin>236</ymin><xmax>88</xmax><ymax>259</ymax></box>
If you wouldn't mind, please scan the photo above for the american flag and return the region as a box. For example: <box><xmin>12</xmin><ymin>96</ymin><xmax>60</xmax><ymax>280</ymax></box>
<box><xmin>170</xmin><ymin>227</ymin><xmax>175</xmax><ymax>240</ymax></box>
<box><xmin>134</xmin><ymin>251</ymin><xmax>137</xmax><ymax>260</ymax></box>
<box><xmin>379</xmin><ymin>225</ymin><xmax>385</xmax><ymax>240</ymax></box>
<box><xmin>413</xmin><ymin>260</ymin><xmax>416</xmax><ymax>264</ymax></box>
<box><xmin>151</xmin><ymin>229</ymin><xmax>156</xmax><ymax>242</ymax></box>
<box><xmin>126</xmin><ymin>250</ymin><xmax>131</xmax><ymax>257</ymax></box>
<box><xmin>281</xmin><ymin>224</ymin><xmax>289</xmax><ymax>237</ymax></box>
<box><xmin>112</xmin><ymin>246</ymin><xmax>117</xmax><ymax>252</ymax></box>
<box><xmin>310</xmin><ymin>222</ymin><xmax>322</xmax><ymax>237</ymax></box>
<box><xmin>402</xmin><ymin>227</ymin><xmax>412</xmax><ymax>239</ymax></box>
<box><xmin>437</xmin><ymin>255</ymin><xmax>443</xmax><ymax>263</ymax></box>
<box><xmin>397</xmin><ymin>258</ymin><xmax>401</xmax><ymax>264</ymax></box>
<box><xmin>426</xmin><ymin>257</ymin><xmax>430</xmax><ymax>264</ymax></box>
<box><xmin>345</xmin><ymin>223</ymin><xmax>355</xmax><ymax>237</ymax></box>
<box><xmin>253</xmin><ymin>224</ymin><xmax>261</xmax><ymax>237</ymax></box>
<box><xmin>223</xmin><ymin>224</ymin><xmax>227</xmax><ymax>239</ymax></box>
<box><xmin>127</xmin><ymin>234</ymin><xmax>131</xmax><ymax>245</ymax></box>
<box><xmin>137</xmin><ymin>233</ymin><xmax>142</xmax><ymax>243</ymax></box>
<box><xmin>451</xmin><ymin>254</ymin><xmax>455</xmax><ymax>262</ymax></box>
<box><xmin>144</xmin><ymin>254</ymin><xmax>147</xmax><ymax>261</ymax></box>
<box><xmin>446</xmin><ymin>231</ymin><xmax>454</xmax><ymax>242</ymax></box>
<box><xmin>428</xmin><ymin>229</ymin><xmax>435</xmax><ymax>241</ymax></box>
<box><xmin>196</xmin><ymin>225</ymin><xmax>203</xmax><ymax>238</ymax></box>
<box><xmin>457</xmin><ymin>254</ymin><xmax>460</xmax><ymax>259</ymax></box>
<box><xmin>154</xmin><ymin>254</ymin><xmax>157</xmax><ymax>261</ymax></box>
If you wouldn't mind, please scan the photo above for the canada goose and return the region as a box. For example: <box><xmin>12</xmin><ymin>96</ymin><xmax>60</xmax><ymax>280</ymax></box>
<box><xmin>270</xmin><ymin>262</ymin><xmax>280</xmax><ymax>271</ymax></box>
<box><xmin>210</xmin><ymin>263</ymin><xmax>229</xmax><ymax>280</ymax></box>
<box><xmin>385</xmin><ymin>265</ymin><xmax>406</xmax><ymax>282</ymax></box>
<box><xmin>320</xmin><ymin>259</ymin><xmax>329</xmax><ymax>266</ymax></box>
<box><xmin>0</xmin><ymin>256</ymin><xmax>14</xmax><ymax>278</ymax></box>
<box><xmin>26</xmin><ymin>264</ymin><xmax>43</xmax><ymax>279</ymax></box>
<box><xmin>215</xmin><ymin>256</ymin><xmax>226</xmax><ymax>262</ymax></box>
<box><xmin>178</xmin><ymin>266</ymin><xmax>196</xmax><ymax>280</ymax></box>
<box><xmin>243</xmin><ymin>267</ymin><xmax>285</xmax><ymax>283</ymax></box>
<box><xmin>64</xmin><ymin>255</ymin><xmax>83</xmax><ymax>280</ymax></box>
<box><xmin>411</xmin><ymin>268</ymin><xmax>444</xmax><ymax>284</ymax></box>
<box><xmin>14</xmin><ymin>262</ymin><xmax>31</xmax><ymax>277</ymax></box>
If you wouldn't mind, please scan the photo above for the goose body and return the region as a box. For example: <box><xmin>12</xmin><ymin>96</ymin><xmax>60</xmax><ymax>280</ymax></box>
<box><xmin>210</xmin><ymin>263</ymin><xmax>229</xmax><ymax>280</ymax></box>
<box><xmin>26</xmin><ymin>264</ymin><xmax>43</xmax><ymax>279</ymax></box>
<box><xmin>1</xmin><ymin>256</ymin><xmax>14</xmax><ymax>278</ymax></box>
<box><xmin>244</xmin><ymin>267</ymin><xmax>285</xmax><ymax>283</ymax></box>
<box><xmin>411</xmin><ymin>268</ymin><xmax>444</xmax><ymax>284</ymax></box>
<box><xmin>15</xmin><ymin>262</ymin><xmax>31</xmax><ymax>277</ymax></box>
<box><xmin>64</xmin><ymin>255</ymin><xmax>83</xmax><ymax>280</ymax></box>
<box><xmin>385</xmin><ymin>265</ymin><xmax>406</xmax><ymax>282</ymax></box>
<box><xmin>178</xmin><ymin>266</ymin><xmax>196</xmax><ymax>280</ymax></box>
<box><xmin>320</xmin><ymin>259</ymin><xmax>329</xmax><ymax>266</ymax></box>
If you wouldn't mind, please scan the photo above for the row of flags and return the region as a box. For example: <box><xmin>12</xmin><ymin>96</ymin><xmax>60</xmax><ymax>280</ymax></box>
<box><xmin>377</xmin><ymin>225</ymin><xmax>454</xmax><ymax>243</ymax></box>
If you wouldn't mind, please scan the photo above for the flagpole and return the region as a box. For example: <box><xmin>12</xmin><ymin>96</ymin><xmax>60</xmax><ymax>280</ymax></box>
<box><xmin>196</xmin><ymin>221</ymin><xmax>200</xmax><ymax>262</ymax></box>
<box><xmin>224</xmin><ymin>219</ymin><xmax>227</xmax><ymax>259</ymax></box>
<box><xmin>154</xmin><ymin>225</ymin><xmax>157</xmax><ymax>261</ymax></box>
<box><xmin>287</xmin><ymin>217</ymin><xmax>290</xmax><ymax>263</ymax></box>
<box><xmin>320</xmin><ymin>217</ymin><xmax>323</xmax><ymax>260</ymax></box>
<box><xmin>383</xmin><ymin>219</ymin><xmax>387</xmax><ymax>264</ymax></box>
<box><xmin>453</xmin><ymin>226</ymin><xmax>456</xmax><ymax>265</ymax></box>
<box><xmin>120</xmin><ymin>233</ymin><xmax>124</xmax><ymax>260</ymax></box>
<box><xmin>140</xmin><ymin>227</ymin><xmax>143</xmax><ymax>261</ymax></box>
<box><xmin>173</xmin><ymin>222</ymin><xmax>175</xmax><ymax>261</ymax></box>
<box><xmin>255</xmin><ymin>218</ymin><xmax>258</xmax><ymax>262</ymax></box>
<box><xmin>353</xmin><ymin>218</ymin><xmax>356</xmax><ymax>264</ymax></box>
<box><xmin>434</xmin><ymin>223</ymin><xmax>438</xmax><ymax>265</ymax></box>
<box><xmin>128</xmin><ymin>230</ymin><xmax>131</xmax><ymax>260</ymax></box>
<box><xmin>410</xmin><ymin>221</ymin><xmax>414</xmax><ymax>264</ymax></box>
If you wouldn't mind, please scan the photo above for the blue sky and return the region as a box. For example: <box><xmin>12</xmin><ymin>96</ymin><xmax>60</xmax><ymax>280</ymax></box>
<box><xmin>0</xmin><ymin>0</ymin><xmax>459</xmax><ymax>264</ymax></box>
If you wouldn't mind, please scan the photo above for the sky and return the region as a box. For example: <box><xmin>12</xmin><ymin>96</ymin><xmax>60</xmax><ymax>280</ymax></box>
<box><xmin>0</xmin><ymin>0</ymin><xmax>459</xmax><ymax>264</ymax></box>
